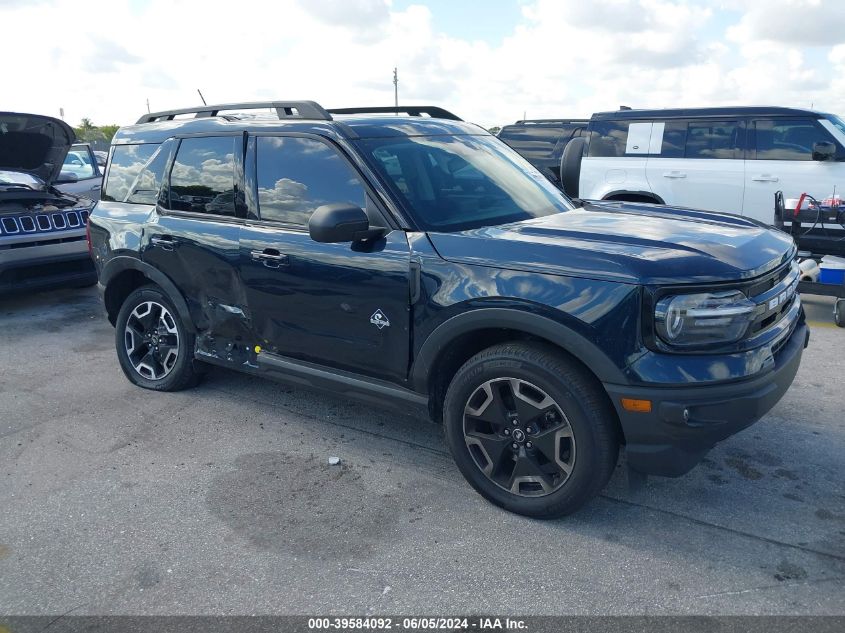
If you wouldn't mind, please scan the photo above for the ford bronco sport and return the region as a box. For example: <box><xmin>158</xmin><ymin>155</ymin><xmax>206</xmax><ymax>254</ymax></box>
<box><xmin>89</xmin><ymin>101</ymin><xmax>808</xmax><ymax>518</ymax></box>
<box><xmin>0</xmin><ymin>112</ymin><xmax>97</xmax><ymax>293</ymax></box>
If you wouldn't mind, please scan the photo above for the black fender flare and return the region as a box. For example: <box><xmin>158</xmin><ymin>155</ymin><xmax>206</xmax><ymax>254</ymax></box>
<box><xmin>601</xmin><ymin>190</ymin><xmax>666</xmax><ymax>205</ymax></box>
<box><xmin>410</xmin><ymin>307</ymin><xmax>627</xmax><ymax>392</ymax></box>
<box><xmin>100</xmin><ymin>256</ymin><xmax>196</xmax><ymax>332</ymax></box>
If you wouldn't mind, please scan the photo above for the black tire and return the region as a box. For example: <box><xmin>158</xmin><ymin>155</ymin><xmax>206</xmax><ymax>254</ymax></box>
<box><xmin>114</xmin><ymin>285</ymin><xmax>200</xmax><ymax>391</ymax></box>
<box><xmin>443</xmin><ymin>342</ymin><xmax>619</xmax><ymax>519</ymax></box>
<box><xmin>559</xmin><ymin>136</ymin><xmax>586</xmax><ymax>198</ymax></box>
<box><xmin>835</xmin><ymin>299</ymin><xmax>845</xmax><ymax>328</ymax></box>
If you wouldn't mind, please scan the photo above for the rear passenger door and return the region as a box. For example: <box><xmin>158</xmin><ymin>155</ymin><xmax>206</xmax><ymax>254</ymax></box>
<box><xmin>646</xmin><ymin>119</ymin><xmax>746</xmax><ymax>213</ymax></box>
<box><xmin>239</xmin><ymin>134</ymin><xmax>411</xmax><ymax>383</ymax></box>
<box><xmin>142</xmin><ymin>134</ymin><xmax>249</xmax><ymax>340</ymax></box>
<box><xmin>743</xmin><ymin>117</ymin><xmax>842</xmax><ymax>224</ymax></box>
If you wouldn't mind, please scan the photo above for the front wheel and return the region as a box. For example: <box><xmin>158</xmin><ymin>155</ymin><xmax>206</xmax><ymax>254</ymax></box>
<box><xmin>443</xmin><ymin>342</ymin><xmax>619</xmax><ymax>518</ymax></box>
<box><xmin>114</xmin><ymin>285</ymin><xmax>200</xmax><ymax>391</ymax></box>
<box><xmin>835</xmin><ymin>298</ymin><xmax>845</xmax><ymax>328</ymax></box>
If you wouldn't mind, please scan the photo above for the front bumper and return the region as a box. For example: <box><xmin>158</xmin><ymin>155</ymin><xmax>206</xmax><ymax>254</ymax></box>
<box><xmin>604</xmin><ymin>321</ymin><xmax>809</xmax><ymax>477</ymax></box>
<box><xmin>0</xmin><ymin>239</ymin><xmax>95</xmax><ymax>294</ymax></box>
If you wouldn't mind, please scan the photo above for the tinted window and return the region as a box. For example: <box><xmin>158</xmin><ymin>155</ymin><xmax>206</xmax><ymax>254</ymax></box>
<box><xmin>752</xmin><ymin>118</ymin><xmax>829</xmax><ymax>161</ymax></box>
<box><xmin>360</xmin><ymin>134</ymin><xmax>574</xmax><ymax>232</ymax></box>
<box><xmin>499</xmin><ymin>124</ymin><xmax>585</xmax><ymax>161</ymax></box>
<box><xmin>168</xmin><ymin>136</ymin><xmax>236</xmax><ymax>216</ymax></box>
<box><xmin>685</xmin><ymin>121</ymin><xmax>740</xmax><ymax>159</ymax></box>
<box><xmin>102</xmin><ymin>144</ymin><xmax>159</xmax><ymax>202</ymax></box>
<box><xmin>122</xmin><ymin>140</ymin><xmax>174</xmax><ymax>205</ymax></box>
<box><xmin>255</xmin><ymin>136</ymin><xmax>365</xmax><ymax>226</ymax></box>
<box><xmin>660</xmin><ymin>120</ymin><xmax>687</xmax><ymax>158</ymax></box>
<box><xmin>588</xmin><ymin>121</ymin><xmax>629</xmax><ymax>157</ymax></box>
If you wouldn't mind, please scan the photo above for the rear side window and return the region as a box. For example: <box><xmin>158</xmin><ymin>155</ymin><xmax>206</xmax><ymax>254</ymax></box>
<box><xmin>751</xmin><ymin>119</ymin><xmax>831</xmax><ymax>161</ymax></box>
<box><xmin>659</xmin><ymin>121</ymin><xmax>687</xmax><ymax>158</ymax></box>
<box><xmin>587</xmin><ymin>121</ymin><xmax>629</xmax><ymax>157</ymax></box>
<box><xmin>102</xmin><ymin>144</ymin><xmax>159</xmax><ymax>202</ymax></box>
<box><xmin>255</xmin><ymin>136</ymin><xmax>366</xmax><ymax>226</ymax></box>
<box><xmin>684</xmin><ymin>121</ymin><xmax>741</xmax><ymax>159</ymax></box>
<box><xmin>499</xmin><ymin>125</ymin><xmax>584</xmax><ymax>161</ymax></box>
<box><xmin>168</xmin><ymin>136</ymin><xmax>236</xmax><ymax>216</ymax></box>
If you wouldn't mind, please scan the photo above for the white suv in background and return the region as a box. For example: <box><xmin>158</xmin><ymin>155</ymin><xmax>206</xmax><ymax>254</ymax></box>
<box><xmin>558</xmin><ymin>107</ymin><xmax>845</xmax><ymax>224</ymax></box>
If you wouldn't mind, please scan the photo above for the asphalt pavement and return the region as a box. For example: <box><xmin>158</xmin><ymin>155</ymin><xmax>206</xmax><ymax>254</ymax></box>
<box><xmin>0</xmin><ymin>287</ymin><xmax>843</xmax><ymax>615</ymax></box>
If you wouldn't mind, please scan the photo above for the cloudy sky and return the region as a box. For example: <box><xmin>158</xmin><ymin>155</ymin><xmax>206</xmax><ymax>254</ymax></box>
<box><xmin>3</xmin><ymin>0</ymin><xmax>844</xmax><ymax>129</ymax></box>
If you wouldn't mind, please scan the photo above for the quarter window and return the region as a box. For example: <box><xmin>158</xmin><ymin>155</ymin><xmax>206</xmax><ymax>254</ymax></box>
<box><xmin>255</xmin><ymin>136</ymin><xmax>366</xmax><ymax>226</ymax></box>
<box><xmin>751</xmin><ymin>119</ymin><xmax>830</xmax><ymax>161</ymax></box>
<box><xmin>168</xmin><ymin>136</ymin><xmax>236</xmax><ymax>216</ymax></box>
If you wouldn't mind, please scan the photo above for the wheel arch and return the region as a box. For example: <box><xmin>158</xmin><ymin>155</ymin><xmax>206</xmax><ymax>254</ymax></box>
<box><xmin>100</xmin><ymin>257</ymin><xmax>195</xmax><ymax>332</ymax></box>
<box><xmin>411</xmin><ymin>308</ymin><xmax>626</xmax><ymax>427</ymax></box>
<box><xmin>601</xmin><ymin>190</ymin><xmax>666</xmax><ymax>205</ymax></box>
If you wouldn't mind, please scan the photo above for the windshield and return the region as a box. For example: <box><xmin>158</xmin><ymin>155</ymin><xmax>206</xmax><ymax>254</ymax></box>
<box><xmin>826</xmin><ymin>115</ymin><xmax>845</xmax><ymax>136</ymax></box>
<box><xmin>358</xmin><ymin>134</ymin><xmax>575</xmax><ymax>232</ymax></box>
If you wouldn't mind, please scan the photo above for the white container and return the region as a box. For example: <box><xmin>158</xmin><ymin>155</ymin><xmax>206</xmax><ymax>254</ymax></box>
<box><xmin>798</xmin><ymin>258</ymin><xmax>820</xmax><ymax>282</ymax></box>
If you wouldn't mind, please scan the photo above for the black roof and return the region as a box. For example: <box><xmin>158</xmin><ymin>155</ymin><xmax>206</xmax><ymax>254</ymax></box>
<box><xmin>115</xmin><ymin>101</ymin><xmax>481</xmax><ymax>145</ymax></box>
<box><xmin>505</xmin><ymin>119</ymin><xmax>589</xmax><ymax>126</ymax></box>
<box><xmin>591</xmin><ymin>106</ymin><xmax>829</xmax><ymax>121</ymax></box>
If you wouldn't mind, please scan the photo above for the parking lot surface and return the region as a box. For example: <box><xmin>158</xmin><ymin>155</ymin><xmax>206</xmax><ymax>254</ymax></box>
<box><xmin>1</xmin><ymin>287</ymin><xmax>843</xmax><ymax>615</ymax></box>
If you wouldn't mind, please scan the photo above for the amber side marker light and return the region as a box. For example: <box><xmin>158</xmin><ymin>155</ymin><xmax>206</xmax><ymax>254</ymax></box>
<box><xmin>621</xmin><ymin>398</ymin><xmax>653</xmax><ymax>413</ymax></box>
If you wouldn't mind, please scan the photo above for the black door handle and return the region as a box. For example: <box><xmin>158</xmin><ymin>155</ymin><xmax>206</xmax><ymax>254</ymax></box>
<box><xmin>250</xmin><ymin>248</ymin><xmax>289</xmax><ymax>268</ymax></box>
<box><xmin>150</xmin><ymin>235</ymin><xmax>175</xmax><ymax>251</ymax></box>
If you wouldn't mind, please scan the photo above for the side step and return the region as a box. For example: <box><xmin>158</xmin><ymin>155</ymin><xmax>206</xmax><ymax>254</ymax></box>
<box><xmin>257</xmin><ymin>351</ymin><xmax>429</xmax><ymax>418</ymax></box>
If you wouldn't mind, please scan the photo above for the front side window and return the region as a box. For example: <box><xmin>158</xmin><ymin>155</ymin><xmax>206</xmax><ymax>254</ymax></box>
<box><xmin>255</xmin><ymin>136</ymin><xmax>366</xmax><ymax>226</ymax></box>
<box><xmin>168</xmin><ymin>136</ymin><xmax>236</xmax><ymax>216</ymax></box>
<box><xmin>751</xmin><ymin>119</ymin><xmax>830</xmax><ymax>161</ymax></box>
<box><xmin>359</xmin><ymin>134</ymin><xmax>575</xmax><ymax>232</ymax></box>
<box><xmin>102</xmin><ymin>144</ymin><xmax>159</xmax><ymax>202</ymax></box>
<box><xmin>684</xmin><ymin>121</ymin><xmax>741</xmax><ymax>159</ymax></box>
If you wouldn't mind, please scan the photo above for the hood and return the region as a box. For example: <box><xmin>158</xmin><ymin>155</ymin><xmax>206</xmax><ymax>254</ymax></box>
<box><xmin>0</xmin><ymin>112</ymin><xmax>76</xmax><ymax>185</ymax></box>
<box><xmin>427</xmin><ymin>201</ymin><xmax>796</xmax><ymax>285</ymax></box>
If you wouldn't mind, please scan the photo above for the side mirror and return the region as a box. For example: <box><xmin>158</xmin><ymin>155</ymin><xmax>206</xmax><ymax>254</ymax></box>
<box><xmin>55</xmin><ymin>172</ymin><xmax>79</xmax><ymax>184</ymax></box>
<box><xmin>812</xmin><ymin>141</ymin><xmax>836</xmax><ymax>161</ymax></box>
<box><xmin>308</xmin><ymin>203</ymin><xmax>385</xmax><ymax>243</ymax></box>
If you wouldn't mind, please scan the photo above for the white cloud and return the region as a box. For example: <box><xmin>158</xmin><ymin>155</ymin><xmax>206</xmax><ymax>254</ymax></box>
<box><xmin>0</xmin><ymin>0</ymin><xmax>842</xmax><ymax>131</ymax></box>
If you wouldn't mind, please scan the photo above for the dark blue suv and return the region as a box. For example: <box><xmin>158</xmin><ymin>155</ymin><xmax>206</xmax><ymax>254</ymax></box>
<box><xmin>88</xmin><ymin>101</ymin><xmax>808</xmax><ymax>518</ymax></box>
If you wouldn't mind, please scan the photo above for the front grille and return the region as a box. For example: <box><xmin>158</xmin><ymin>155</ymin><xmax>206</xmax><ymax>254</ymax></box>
<box><xmin>746</xmin><ymin>262</ymin><xmax>800</xmax><ymax>338</ymax></box>
<box><xmin>0</xmin><ymin>208</ymin><xmax>92</xmax><ymax>238</ymax></box>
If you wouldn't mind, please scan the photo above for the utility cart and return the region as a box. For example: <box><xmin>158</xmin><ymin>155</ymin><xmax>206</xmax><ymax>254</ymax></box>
<box><xmin>775</xmin><ymin>191</ymin><xmax>845</xmax><ymax>327</ymax></box>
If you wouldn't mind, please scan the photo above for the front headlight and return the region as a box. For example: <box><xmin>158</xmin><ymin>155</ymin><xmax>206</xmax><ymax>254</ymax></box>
<box><xmin>655</xmin><ymin>290</ymin><xmax>757</xmax><ymax>347</ymax></box>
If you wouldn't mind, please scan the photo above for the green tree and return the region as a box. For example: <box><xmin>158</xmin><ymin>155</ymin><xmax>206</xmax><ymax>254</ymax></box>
<box><xmin>99</xmin><ymin>125</ymin><xmax>120</xmax><ymax>142</ymax></box>
<box><xmin>488</xmin><ymin>126</ymin><xmax>501</xmax><ymax>135</ymax></box>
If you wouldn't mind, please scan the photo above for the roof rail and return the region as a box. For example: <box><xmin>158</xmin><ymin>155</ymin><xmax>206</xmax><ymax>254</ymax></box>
<box><xmin>327</xmin><ymin>106</ymin><xmax>462</xmax><ymax>121</ymax></box>
<box><xmin>136</xmin><ymin>100</ymin><xmax>333</xmax><ymax>124</ymax></box>
<box><xmin>513</xmin><ymin>119</ymin><xmax>589</xmax><ymax>125</ymax></box>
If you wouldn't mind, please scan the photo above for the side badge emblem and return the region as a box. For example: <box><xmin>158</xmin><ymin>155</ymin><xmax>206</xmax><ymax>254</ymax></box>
<box><xmin>370</xmin><ymin>309</ymin><xmax>390</xmax><ymax>330</ymax></box>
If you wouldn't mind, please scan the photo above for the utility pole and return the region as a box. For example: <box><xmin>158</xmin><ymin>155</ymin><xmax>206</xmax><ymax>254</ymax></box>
<box><xmin>393</xmin><ymin>67</ymin><xmax>398</xmax><ymax>111</ymax></box>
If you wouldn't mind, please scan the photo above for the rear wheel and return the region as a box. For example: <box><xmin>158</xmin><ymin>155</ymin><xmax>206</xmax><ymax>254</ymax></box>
<box><xmin>835</xmin><ymin>298</ymin><xmax>845</xmax><ymax>328</ymax></box>
<box><xmin>114</xmin><ymin>285</ymin><xmax>200</xmax><ymax>391</ymax></box>
<box><xmin>443</xmin><ymin>342</ymin><xmax>619</xmax><ymax>518</ymax></box>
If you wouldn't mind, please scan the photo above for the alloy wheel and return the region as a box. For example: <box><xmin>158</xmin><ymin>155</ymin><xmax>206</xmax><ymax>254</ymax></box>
<box><xmin>463</xmin><ymin>377</ymin><xmax>576</xmax><ymax>497</ymax></box>
<box><xmin>123</xmin><ymin>301</ymin><xmax>180</xmax><ymax>380</ymax></box>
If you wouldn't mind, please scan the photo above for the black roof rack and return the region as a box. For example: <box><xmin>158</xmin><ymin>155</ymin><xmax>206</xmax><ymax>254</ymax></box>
<box><xmin>136</xmin><ymin>100</ymin><xmax>333</xmax><ymax>124</ymax></box>
<box><xmin>328</xmin><ymin>106</ymin><xmax>462</xmax><ymax>121</ymax></box>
